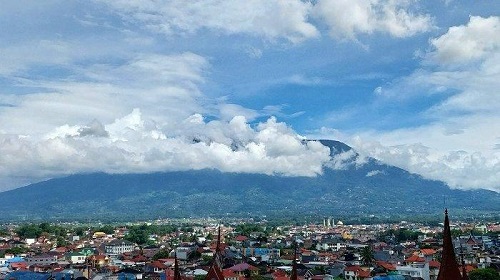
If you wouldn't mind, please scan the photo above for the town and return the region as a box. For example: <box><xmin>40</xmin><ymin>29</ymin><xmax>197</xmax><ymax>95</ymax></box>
<box><xmin>0</xmin><ymin>212</ymin><xmax>498</xmax><ymax>280</ymax></box>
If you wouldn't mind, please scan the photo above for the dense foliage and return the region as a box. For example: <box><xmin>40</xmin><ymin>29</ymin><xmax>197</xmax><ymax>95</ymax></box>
<box><xmin>378</xmin><ymin>228</ymin><xmax>422</xmax><ymax>242</ymax></box>
<box><xmin>235</xmin><ymin>224</ymin><xmax>266</xmax><ymax>236</ymax></box>
<box><xmin>124</xmin><ymin>224</ymin><xmax>176</xmax><ymax>245</ymax></box>
<box><xmin>16</xmin><ymin>223</ymin><xmax>67</xmax><ymax>239</ymax></box>
<box><xmin>469</xmin><ymin>268</ymin><xmax>500</xmax><ymax>280</ymax></box>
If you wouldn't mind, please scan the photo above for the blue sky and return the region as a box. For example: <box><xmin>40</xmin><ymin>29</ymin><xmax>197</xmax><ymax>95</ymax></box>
<box><xmin>0</xmin><ymin>0</ymin><xmax>499</xmax><ymax>192</ymax></box>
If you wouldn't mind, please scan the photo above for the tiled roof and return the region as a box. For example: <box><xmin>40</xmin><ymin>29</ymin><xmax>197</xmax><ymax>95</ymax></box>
<box><xmin>375</xmin><ymin>261</ymin><xmax>396</xmax><ymax>271</ymax></box>
<box><xmin>405</xmin><ymin>255</ymin><xmax>425</xmax><ymax>263</ymax></box>
<box><xmin>358</xmin><ymin>270</ymin><xmax>371</xmax><ymax>278</ymax></box>
<box><xmin>344</xmin><ymin>265</ymin><xmax>362</xmax><ymax>272</ymax></box>
<box><xmin>235</xmin><ymin>236</ymin><xmax>248</xmax><ymax>242</ymax></box>
<box><xmin>429</xmin><ymin>260</ymin><xmax>441</xmax><ymax>268</ymax></box>
<box><xmin>222</xmin><ymin>269</ymin><xmax>238</xmax><ymax>277</ymax></box>
<box><xmin>228</xmin><ymin>263</ymin><xmax>258</xmax><ymax>272</ymax></box>
<box><xmin>420</xmin><ymin>248</ymin><xmax>436</xmax><ymax>255</ymax></box>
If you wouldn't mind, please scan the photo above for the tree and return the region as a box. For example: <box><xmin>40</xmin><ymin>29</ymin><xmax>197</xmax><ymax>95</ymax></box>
<box><xmin>0</xmin><ymin>228</ymin><xmax>9</xmax><ymax>237</ymax></box>
<box><xmin>152</xmin><ymin>249</ymin><xmax>170</xmax><ymax>260</ymax></box>
<box><xmin>96</xmin><ymin>225</ymin><xmax>115</xmax><ymax>234</ymax></box>
<box><xmin>6</xmin><ymin>247</ymin><xmax>26</xmax><ymax>256</ymax></box>
<box><xmin>360</xmin><ymin>246</ymin><xmax>375</xmax><ymax>266</ymax></box>
<box><xmin>469</xmin><ymin>268</ymin><xmax>500</xmax><ymax>280</ymax></box>
<box><xmin>56</xmin><ymin>236</ymin><xmax>68</xmax><ymax>247</ymax></box>
<box><xmin>194</xmin><ymin>275</ymin><xmax>205</xmax><ymax>280</ymax></box>
<box><xmin>125</xmin><ymin>227</ymin><xmax>149</xmax><ymax>245</ymax></box>
<box><xmin>16</xmin><ymin>224</ymin><xmax>43</xmax><ymax>238</ymax></box>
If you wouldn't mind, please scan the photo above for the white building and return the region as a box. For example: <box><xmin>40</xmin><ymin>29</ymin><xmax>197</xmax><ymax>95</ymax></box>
<box><xmin>396</xmin><ymin>262</ymin><xmax>430</xmax><ymax>280</ymax></box>
<box><xmin>104</xmin><ymin>239</ymin><xmax>135</xmax><ymax>255</ymax></box>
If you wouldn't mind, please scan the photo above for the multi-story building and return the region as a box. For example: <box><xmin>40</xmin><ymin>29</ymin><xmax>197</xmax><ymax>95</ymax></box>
<box><xmin>104</xmin><ymin>239</ymin><xmax>135</xmax><ymax>255</ymax></box>
<box><xmin>26</xmin><ymin>254</ymin><xmax>58</xmax><ymax>266</ymax></box>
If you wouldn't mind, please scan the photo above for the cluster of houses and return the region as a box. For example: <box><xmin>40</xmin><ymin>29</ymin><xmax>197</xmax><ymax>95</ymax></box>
<box><xmin>0</xmin><ymin>212</ymin><xmax>498</xmax><ymax>280</ymax></box>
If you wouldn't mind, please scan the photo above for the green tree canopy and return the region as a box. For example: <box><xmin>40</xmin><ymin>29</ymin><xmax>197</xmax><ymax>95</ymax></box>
<box><xmin>360</xmin><ymin>246</ymin><xmax>375</xmax><ymax>266</ymax></box>
<box><xmin>469</xmin><ymin>268</ymin><xmax>500</xmax><ymax>280</ymax></box>
<box><xmin>152</xmin><ymin>249</ymin><xmax>170</xmax><ymax>260</ymax></box>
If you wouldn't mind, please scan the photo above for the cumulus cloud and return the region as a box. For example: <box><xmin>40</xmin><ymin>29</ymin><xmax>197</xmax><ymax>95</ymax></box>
<box><xmin>312</xmin><ymin>0</ymin><xmax>432</xmax><ymax>39</ymax></box>
<box><xmin>0</xmin><ymin>47</ymin><xmax>333</xmax><ymax>190</ymax></box>
<box><xmin>352</xmin><ymin>138</ymin><xmax>500</xmax><ymax>191</ymax></box>
<box><xmin>344</xmin><ymin>16</ymin><xmax>500</xmax><ymax>192</ymax></box>
<box><xmin>0</xmin><ymin>111</ymin><xmax>331</xmax><ymax>190</ymax></box>
<box><xmin>97</xmin><ymin>0</ymin><xmax>319</xmax><ymax>43</ymax></box>
<box><xmin>428</xmin><ymin>16</ymin><xmax>500</xmax><ymax>65</ymax></box>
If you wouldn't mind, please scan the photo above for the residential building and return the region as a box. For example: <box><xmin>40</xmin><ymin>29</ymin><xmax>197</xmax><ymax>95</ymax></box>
<box><xmin>104</xmin><ymin>239</ymin><xmax>135</xmax><ymax>255</ymax></box>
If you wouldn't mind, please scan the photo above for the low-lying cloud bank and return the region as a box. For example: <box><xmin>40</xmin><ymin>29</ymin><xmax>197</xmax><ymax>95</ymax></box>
<box><xmin>0</xmin><ymin>110</ymin><xmax>334</xmax><ymax>190</ymax></box>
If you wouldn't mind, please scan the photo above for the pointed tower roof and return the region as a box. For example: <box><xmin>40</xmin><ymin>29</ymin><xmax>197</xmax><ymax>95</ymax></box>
<box><xmin>437</xmin><ymin>209</ymin><xmax>463</xmax><ymax>280</ymax></box>
<box><xmin>459</xmin><ymin>244</ymin><xmax>469</xmax><ymax>280</ymax></box>
<box><xmin>174</xmin><ymin>252</ymin><xmax>181</xmax><ymax>280</ymax></box>
<box><xmin>290</xmin><ymin>241</ymin><xmax>298</xmax><ymax>280</ymax></box>
<box><xmin>205</xmin><ymin>225</ymin><xmax>224</xmax><ymax>280</ymax></box>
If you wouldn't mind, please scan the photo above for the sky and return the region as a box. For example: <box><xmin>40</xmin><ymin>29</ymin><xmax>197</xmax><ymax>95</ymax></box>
<box><xmin>0</xmin><ymin>0</ymin><xmax>499</xmax><ymax>192</ymax></box>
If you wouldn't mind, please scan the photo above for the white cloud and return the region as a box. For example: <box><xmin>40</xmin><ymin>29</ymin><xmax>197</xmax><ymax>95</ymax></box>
<box><xmin>312</xmin><ymin>0</ymin><xmax>432</xmax><ymax>39</ymax></box>
<box><xmin>366</xmin><ymin>170</ymin><xmax>386</xmax><ymax>177</ymax></box>
<box><xmin>0</xmin><ymin>47</ymin><xmax>333</xmax><ymax>190</ymax></box>
<box><xmin>217</xmin><ymin>104</ymin><xmax>260</xmax><ymax>122</ymax></box>
<box><xmin>0</xmin><ymin>112</ymin><xmax>331</xmax><ymax>191</ymax></box>
<box><xmin>0</xmin><ymin>53</ymin><xmax>208</xmax><ymax>135</ymax></box>
<box><xmin>351</xmin><ymin>136</ymin><xmax>500</xmax><ymax>192</ymax></box>
<box><xmin>287</xmin><ymin>74</ymin><xmax>325</xmax><ymax>86</ymax></box>
<box><xmin>429</xmin><ymin>16</ymin><xmax>500</xmax><ymax>65</ymax></box>
<box><xmin>326</xmin><ymin>149</ymin><xmax>360</xmax><ymax>170</ymax></box>
<box><xmin>97</xmin><ymin>0</ymin><xmax>319</xmax><ymax>43</ymax></box>
<box><xmin>97</xmin><ymin>0</ymin><xmax>433</xmax><ymax>44</ymax></box>
<box><xmin>0</xmin><ymin>40</ymin><xmax>75</xmax><ymax>76</ymax></box>
<box><xmin>342</xmin><ymin>16</ymin><xmax>500</xmax><ymax>192</ymax></box>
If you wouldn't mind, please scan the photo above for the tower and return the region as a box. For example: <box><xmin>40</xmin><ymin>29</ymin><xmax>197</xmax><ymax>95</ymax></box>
<box><xmin>174</xmin><ymin>251</ymin><xmax>181</xmax><ymax>280</ymax></box>
<box><xmin>205</xmin><ymin>225</ymin><xmax>224</xmax><ymax>280</ymax></box>
<box><xmin>436</xmin><ymin>209</ymin><xmax>467</xmax><ymax>280</ymax></box>
<box><xmin>290</xmin><ymin>242</ymin><xmax>298</xmax><ymax>280</ymax></box>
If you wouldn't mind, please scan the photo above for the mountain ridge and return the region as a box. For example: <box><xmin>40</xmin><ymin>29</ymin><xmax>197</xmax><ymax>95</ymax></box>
<box><xmin>0</xmin><ymin>139</ymin><xmax>498</xmax><ymax>222</ymax></box>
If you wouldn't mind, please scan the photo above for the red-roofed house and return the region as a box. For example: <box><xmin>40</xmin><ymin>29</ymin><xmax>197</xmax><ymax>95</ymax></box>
<box><xmin>145</xmin><ymin>261</ymin><xmax>169</xmax><ymax>273</ymax></box>
<box><xmin>375</xmin><ymin>261</ymin><xmax>396</xmax><ymax>271</ymax></box>
<box><xmin>222</xmin><ymin>269</ymin><xmax>239</xmax><ymax>280</ymax></box>
<box><xmin>419</xmin><ymin>248</ymin><xmax>437</xmax><ymax>261</ymax></box>
<box><xmin>234</xmin><ymin>236</ymin><xmax>248</xmax><ymax>242</ymax></box>
<box><xmin>10</xmin><ymin>261</ymin><xmax>28</xmax><ymax>270</ymax></box>
<box><xmin>227</xmin><ymin>263</ymin><xmax>258</xmax><ymax>277</ymax></box>
<box><xmin>344</xmin><ymin>265</ymin><xmax>371</xmax><ymax>280</ymax></box>
<box><xmin>429</xmin><ymin>260</ymin><xmax>440</xmax><ymax>269</ymax></box>
<box><xmin>429</xmin><ymin>260</ymin><xmax>440</xmax><ymax>280</ymax></box>
<box><xmin>405</xmin><ymin>255</ymin><xmax>426</xmax><ymax>264</ymax></box>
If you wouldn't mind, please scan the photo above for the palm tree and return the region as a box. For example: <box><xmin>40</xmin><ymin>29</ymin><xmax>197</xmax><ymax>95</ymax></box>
<box><xmin>360</xmin><ymin>246</ymin><xmax>375</xmax><ymax>266</ymax></box>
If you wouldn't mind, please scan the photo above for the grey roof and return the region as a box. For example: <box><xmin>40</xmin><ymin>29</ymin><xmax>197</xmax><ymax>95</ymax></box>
<box><xmin>106</xmin><ymin>239</ymin><xmax>135</xmax><ymax>246</ymax></box>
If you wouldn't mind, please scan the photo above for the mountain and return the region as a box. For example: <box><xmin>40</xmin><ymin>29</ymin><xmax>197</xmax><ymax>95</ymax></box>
<box><xmin>0</xmin><ymin>140</ymin><xmax>498</xmax><ymax>222</ymax></box>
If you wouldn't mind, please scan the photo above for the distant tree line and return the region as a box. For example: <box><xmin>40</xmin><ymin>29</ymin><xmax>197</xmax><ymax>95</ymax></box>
<box><xmin>124</xmin><ymin>224</ymin><xmax>177</xmax><ymax>245</ymax></box>
<box><xmin>378</xmin><ymin>228</ymin><xmax>422</xmax><ymax>243</ymax></box>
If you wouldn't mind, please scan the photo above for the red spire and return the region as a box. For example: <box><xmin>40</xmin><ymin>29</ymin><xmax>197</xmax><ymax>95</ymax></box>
<box><xmin>205</xmin><ymin>225</ymin><xmax>224</xmax><ymax>280</ymax></box>
<box><xmin>174</xmin><ymin>251</ymin><xmax>181</xmax><ymax>280</ymax></box>
<box><xmin>290</xmin><ymin>242</ymin><xmax>298</xmax><ymax>280</ymax></box>
<box><xmin>437</xmin><ymin>209</ymin><xmax>463</xmax><ymax>280</ymax></box>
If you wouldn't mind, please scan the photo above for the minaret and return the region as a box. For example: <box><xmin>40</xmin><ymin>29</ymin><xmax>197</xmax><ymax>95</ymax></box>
<box><xmin>437</xmin><ymin>209</ymin><xmax>463</xmax><ymax>280</ymax></box>
<box><xmin>205</xmin><ymin>225</ymin><xmax>224</xmax><ymax>280</ymax></box>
